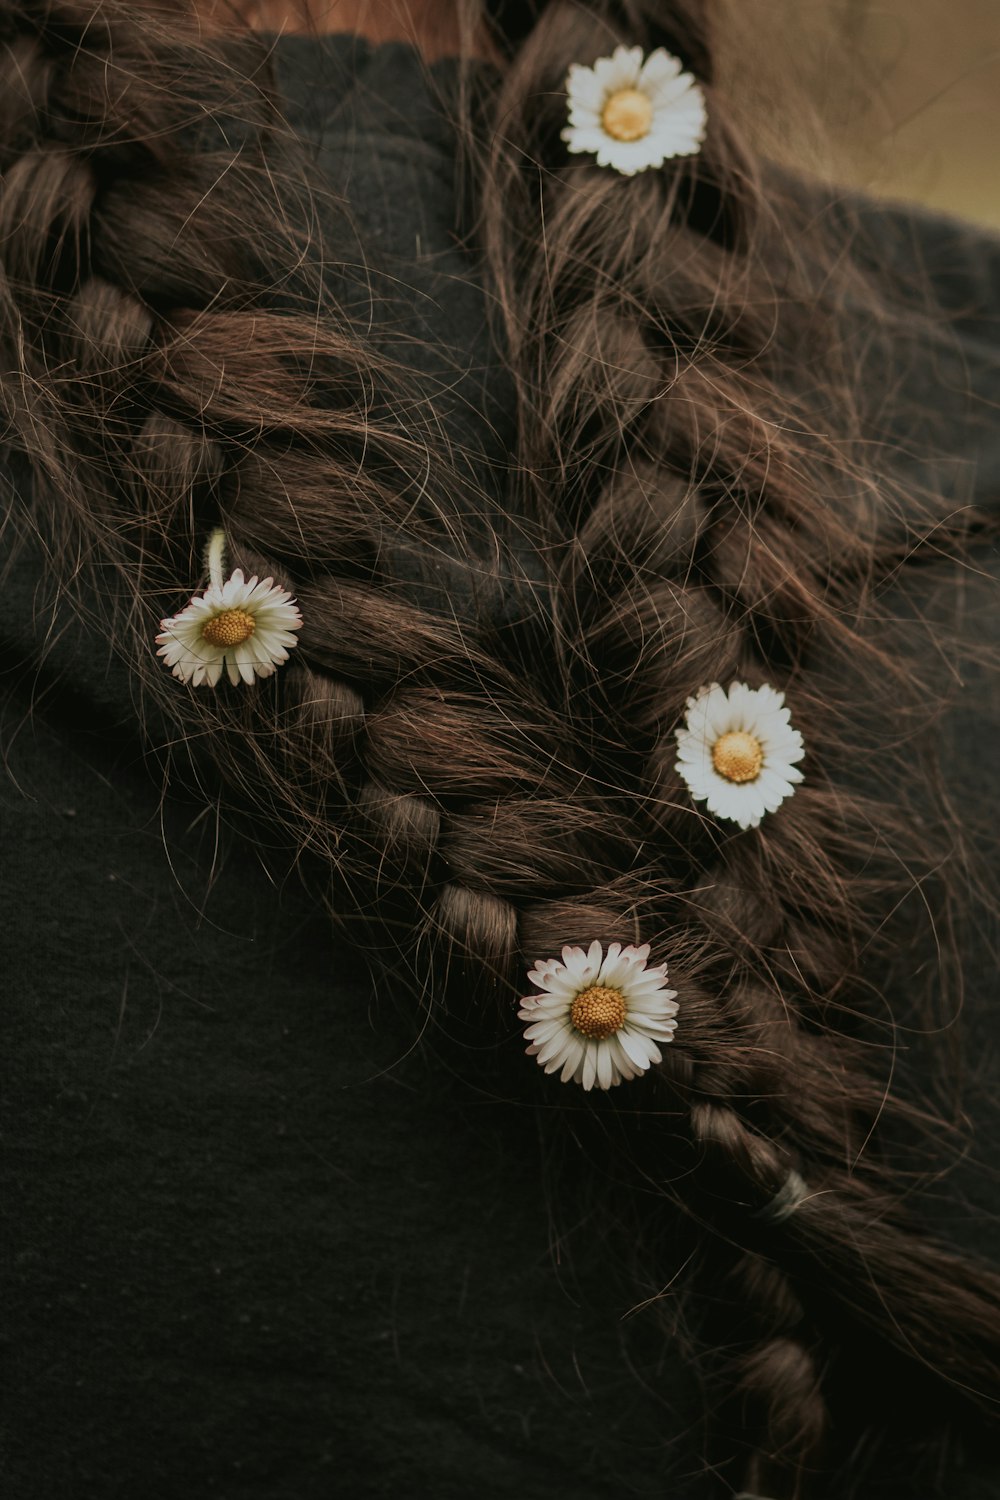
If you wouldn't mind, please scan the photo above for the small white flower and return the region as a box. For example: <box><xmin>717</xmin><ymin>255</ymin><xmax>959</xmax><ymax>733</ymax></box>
<box><xmin>156</xmin><ymin>529</ymin><xmax>302</xmax><ymax>687</ymax></box>
<box><xmin>518</xmin><ymin>940</ymin><xmax>678</xmax><ymax>1091</ymax></box>
<box><xmin>674</xmin><ymin>681</ymin><xmax>805</xmax><ymax>830</ymax></box>
<box><xmin>562</xmin><ymin>45</ymin><xmax>707</xmax><ymax>176</ymax></box>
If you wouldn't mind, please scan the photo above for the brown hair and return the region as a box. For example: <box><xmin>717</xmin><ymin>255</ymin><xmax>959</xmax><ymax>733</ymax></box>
<box><xmin>2</xmin><ymin>0</ymin><xmax>999</xmax><ymax>1493</ymax></box>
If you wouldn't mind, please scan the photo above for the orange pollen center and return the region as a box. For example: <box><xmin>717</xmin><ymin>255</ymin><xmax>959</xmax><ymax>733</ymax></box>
<box><xmin>601</xmin><ymin>87</ymin><xmax>654</xmax><ymax>142</ymax></box>
<box><xmin>712</xmin><ymin>730</ymin><xmax>764</xmax><ymax>784</ymax></box>
<box><xmin>201</xmin><ymin>608</ymin><xmax>256</xmax><ymax>649</ymax></box>
<box><xmin>569</xmin><ymin>985</ymin><xmax>628</xmax><ymax>1041</ymax></box>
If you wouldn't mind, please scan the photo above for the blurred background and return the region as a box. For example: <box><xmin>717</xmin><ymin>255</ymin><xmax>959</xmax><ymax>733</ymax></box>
<box><xmin>719</xmin><ymin>0</ymin><xmax>1000</xmax><ymax>229</ymax></box>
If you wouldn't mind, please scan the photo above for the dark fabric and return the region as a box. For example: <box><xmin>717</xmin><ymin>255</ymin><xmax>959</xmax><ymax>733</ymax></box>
<box><xmin>2</xmin><ymin>33</ymin><xmax>1000</xmax><ymax>1500</ymax></box>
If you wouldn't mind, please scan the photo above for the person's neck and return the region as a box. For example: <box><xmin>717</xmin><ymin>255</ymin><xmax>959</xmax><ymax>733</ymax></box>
<box><xmin>196</xmin><ymin>0</ymin><xmax>493</xmax><ymax>61</ymax></box>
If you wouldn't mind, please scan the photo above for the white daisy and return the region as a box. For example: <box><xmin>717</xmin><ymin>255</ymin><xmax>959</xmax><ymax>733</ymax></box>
<box><xmin>562</xmin><ymin>45</ymin><xmax>707</xmax><ymax>176</ymax></box>
<box><xmin>518</xmin><ymin>940</ymin><xmax>678</xmax><ymax>1091</ymax></box>
<box><xmin>674</xmin><ymin>681</ymin><xmax>805</xmax><ymax>830</ymax></box>
<box><xmin>156</xmin><ymin>529</ymin><xmax>302</xmax><ymax>687</ymax></box>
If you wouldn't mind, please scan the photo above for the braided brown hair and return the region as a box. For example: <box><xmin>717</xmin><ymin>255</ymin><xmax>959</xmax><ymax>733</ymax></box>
<box><xmin>3</xmin><ymin>1</ymin><xmax>999</xmax><ymax>1494</ymax></box>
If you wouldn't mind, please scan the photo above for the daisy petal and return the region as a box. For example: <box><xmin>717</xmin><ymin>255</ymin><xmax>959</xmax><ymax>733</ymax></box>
<box><xmin>156</xmin><ymin>542</ymin><xmax>303</xmax><ymax>689</ymax></box>
<box><xmin>519</xmin><ymin>941</ymin><xmax>678</xmax><ymax>1090</ymax></box>
<box><xmin>674</xmin><ymin>680</ymin><xmax>804</xmax><ymax>828</ymax></box>
<box><xmin>564</xmin><ymin>45</ymin><xmax>706</xmax><ymax>176</ymax></box>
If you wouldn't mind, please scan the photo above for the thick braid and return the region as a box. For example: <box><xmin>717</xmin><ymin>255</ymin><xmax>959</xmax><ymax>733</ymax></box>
<box><xmin>476</xmin><ymin>0</ymin><xmax>1000</xmax><ymax>1490</ymax></box>
<box><xmin>4</xmin><ymin>4</ymin><xmax>1000</xmax><ymax>1498</ymax></box>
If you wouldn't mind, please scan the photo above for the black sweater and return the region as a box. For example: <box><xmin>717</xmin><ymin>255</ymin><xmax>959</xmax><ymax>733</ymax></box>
<box><xmin>3</xmin><ymin>34</ymin><xmax>1000</xmax><ymax>1500</ymax></box>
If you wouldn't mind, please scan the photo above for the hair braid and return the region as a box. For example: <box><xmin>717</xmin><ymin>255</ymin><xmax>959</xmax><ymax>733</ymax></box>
<box><xmin>476</xmin><ymin>0</ymin><xmax>1000</xmax><ymax>1487</ymax></box>
<box><xmin>3</xmin><ymin>2</ymin><xmax>1000</xmax><ymax>1496</ymax></box>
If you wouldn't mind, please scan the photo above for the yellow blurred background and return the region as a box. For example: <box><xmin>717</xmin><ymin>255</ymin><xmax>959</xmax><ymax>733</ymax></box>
<box><xmin>720</xmin><ymin>0</ymin><xmax>1000</xmax><ymax>229</ymax></box>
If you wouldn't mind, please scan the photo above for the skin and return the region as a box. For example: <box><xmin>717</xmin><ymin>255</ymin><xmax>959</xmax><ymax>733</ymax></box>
<box><xmin>193</xmin><ymin>0</ymin><xmax>490</xmax><ymax>59</ymax></box>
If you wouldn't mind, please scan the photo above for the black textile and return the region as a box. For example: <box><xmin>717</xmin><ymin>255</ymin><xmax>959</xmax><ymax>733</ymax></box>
<box><xmin>3</xmin><ymin>34</ymin><xmax>1000</xmax><ymax>1500</ymax></box>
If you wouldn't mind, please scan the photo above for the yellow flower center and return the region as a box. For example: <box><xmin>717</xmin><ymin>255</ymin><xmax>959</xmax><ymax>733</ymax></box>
<box><xmin>712</xmin><ymin>730</ymin><xmax>764</xmax><ymax>784</ymax></box>
<box><xmin>570</xmin><ymin>985</ymin><xmax>628</xmax><ymax>1040</ymax></box>
<box><xmin>201</xmin><ymin>608</ymin><xmax>256</xmax><ymax>649</ymax></box>
<box><xmin>601</xmin><ymin>87</ymin><xmax>654</xmax><ymax>143</ymax></box>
